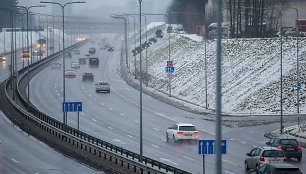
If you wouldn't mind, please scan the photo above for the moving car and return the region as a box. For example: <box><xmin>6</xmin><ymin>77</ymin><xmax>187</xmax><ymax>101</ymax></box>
<box><xmin>166</xmin><ymin>123</ymin><xmax>199</xmax><ymax>142</ymax></box>
<box><xmin>73</xmin><ymin>49</ymin><xmax>80</xmax><ymax>55</ymax></box>
<box><xmin>95</xmin><ymin>81</ymin><xmax>110</xmax><ymax>93</ymax></box>
<box><xmin>22</xmin><ymin>50</ymin><xmax>30</xmax><ymax>59</ymax></box>
<box><xmin>108</xmin><ymin>47</ymin><xmax>115</xmax><ymax>51</ymax></box>
<box><xmin>245</xmin><ymin>147</ymin><xmax>286</xmax><ymax>171</ymax></box>
<box><xmin>266</xmin><ymin>137</ymin><xmax>302</xmax><ymax>161</ymax></box>
<box><xmin>78</xmin><ymin>58</ymin><xmax>86</xmax><ymax>64</ymax></box>
<box><xmin>64</xmin><ymin>70</ymin><xmax>76</xmax><ymax>78</ymax></box>
<box><xmin>88</xmin><ymin>47</ymin><xmax>96</xmax><ymax>54</ymax></box>
<box><xmin>252</xmin><ymin>163</ymin><xmax>302</xmax><ymax>174</ymax></box>
<box><xmin>0</xmin><ymin>55</ymin><xmax>6</xmax><ymax>62</ymax></box>
<box><xmin>82</xmin><ymin>73</ymin><xmax>94</xmax><ymax>82</ymax></box>
<box><xmin>89</xmin><ymin>58</ymin><xmax>99</xmax><ymax>67</ymax></box>
<box><xmin>51</xmin><ymin>62</ymin><xmax>61</xmax><ymax>69</ymax></box>
<box><xmin>71</xmin><ymin>62</ymin><xmax>80</xmax><ymax>69</ymax></box>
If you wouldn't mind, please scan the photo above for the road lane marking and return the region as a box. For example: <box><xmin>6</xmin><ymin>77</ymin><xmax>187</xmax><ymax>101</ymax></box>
<box><xmin>120</xmin><ymin>113</ymin><xmax>125</xmax><ymax>117</ymax></box>
<box><xmin>225</xmin><ymin>171</ymin><xmax>235</xmax><ymax>174</ymax></box>
<box><xmin>100</xmin><ymin>103</ymin><xmax>104</xmax><ymax>106</ymax></box>
<box><xmin>92</xmin><ymin>119</ymin><xmax>97</xmax><ymax>122</ymax></box>
<box><xmin>160</xmin><ymin>158</ymin><xmax>179</xmax><ymax>166</ymax></box>
<box><xmin>109</xmin><ymin>107</ymin><xmax>113</xmax><ymax>111</ymax></box>
<box><xmin>230</xmin><ymin>138</ymin><xmax>235</xmax><ymax>141</ymax></box>
<box><xmin>94</xmin><ymin>98</ymin><xmax>97</xmax><ymax>101</ymax></box>
<box><xmin>183</xmin><ymin>156</ymin><xmax>194</xmax><ymax>161</ymax></box>
<box><xmin>108</xmin><ymin>127</ymin><xmax>113</xmax><ymax>130</ymax></box>
<box><xmin>88</xmin><ymin>94</ymin><xmax>91</xmax><ymax>97</ymax></box>
<box><xmin>241</xmin><ymin>141</ymin><xmax>246</xmax><ymax>144</ymax></box>
<box><xmin>135</xmin><ymin>120</ymin><xmax>140</xmax><ymax>124</ymax></box>
<box><xmin>11</xmin><ymin>158</ymin><xmax>18</xmax><ymax>163</ymax></box>
<box><xmin>127</xmin><ymin>134</ymin><xmax>133</xmax><ymax>138</ymax></box>
<box><xmin>151</xmin><ymin>144</ymin><xmax>159</xmax><ymax>148</ymax></box>
<box><xmin>223</xmin><ymin>160</ymin><xmax>238</xmax><ymax>166</ymax></box>
<box><xmin>80</xmin><ymin>112</ymin><xmax>85</xmax><ymax>115</ymax></box>
<box><xmin>153</xmin><ymin>128</ymin><xmax>159</xmax><ymax>131</ymax></box>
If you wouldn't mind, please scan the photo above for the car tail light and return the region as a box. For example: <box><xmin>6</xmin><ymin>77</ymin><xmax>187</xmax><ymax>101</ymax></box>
<box><xmin>283</xmin><ymin>157</ymin><xmax>287</xmax><ymax>161</ymax></box>
<box><xmin>193</xmin><ymin>132</ymin><xmax>199</xmax><ymax>135</ymax></box>
<box><xmin>277</xmin><ymin>145</ymin><xmax>282</xmax><ymax>149</ymax></box>
<box><xmin>97</xmin><ymin>86</ymin><xmax>101</xmax><ymax>88</ymax></box>
<box><xmin>177</xmin><ymin>132</ymin><xmax>184</xmax><ymax>135</ymax></box>
<box><xmin>108</xmin><ymin>86</ymin><xmax>110</xmax><ymax>88</ymax></box>
<box><xmin>260</xmin><ymin>156</ymin><xmax>265</xmax><ymax>161</ymax></box>
<box><xmin>297</xmin><ymin>146</ymin><xmax>302</xmax><ymax>150</ymax></box>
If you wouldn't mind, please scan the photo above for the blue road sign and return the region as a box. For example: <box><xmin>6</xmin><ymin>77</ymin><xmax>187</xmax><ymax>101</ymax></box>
<box><xmin>62</xmin><ymin>102</ymin><xmax>82</xmax><ymax>112</ymax></box>
<box><xmin>165</xmin><ymin>67</ymin><xmax>174</xmax><ymax>73</ymax></box>
<box><xmin>297</xmin><ymin>82</ymin><xmax>301</xmax><ymax>90</ymax></box>
<box><xmin>198</xmin><ymin>140</ymin><xmax>226</xmax><ymax>154</ymax></box>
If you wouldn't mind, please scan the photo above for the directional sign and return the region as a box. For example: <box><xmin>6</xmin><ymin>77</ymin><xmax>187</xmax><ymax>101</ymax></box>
<box><xmin>167</xmin><ymin>60</ymin><xmax>173</xmax><ymax>67</ymax></box>
<box><xmin>297</xmin><ymin>82</ymin><xmax>301</xmax><ymax>90</ymax></box>
<box><xmin>198</xmin><ymin>140</ymin><xmax>226</xmax><ymax>154</ymax></box>
<box><xmin>62</xmin><ymin>102</ymin><xmax>82</xmax><ymax>112</ymax></box>
<box><xmin>165</xmin><ymin>67</ymin><xmax>174</xmax><ymax>73</ymax></box>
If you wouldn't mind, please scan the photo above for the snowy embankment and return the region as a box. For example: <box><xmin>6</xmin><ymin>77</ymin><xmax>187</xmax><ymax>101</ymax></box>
<box><xmin>130</xmin><ymin>23</ymin><xmax>306</xmax><ymax>115</ymax></box>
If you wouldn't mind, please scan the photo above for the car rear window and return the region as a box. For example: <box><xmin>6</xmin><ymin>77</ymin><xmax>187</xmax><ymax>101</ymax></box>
<box><xmin>99</xmin><ymin>82</ymin><xmax>109</xmax><ymax>85</ymax></box>
<box><xmin>179</xmin><ymin>126</ymin><xmax>196</xmax><ymax>131</ymax></box>
<box><xmin>262</xmin><ymin>150</ymin><xmax>284</xmax><ymax>157</ymax></box>
<box><xmin>280</xmin><ymin>139</ymin><xmax>298</xmax><ymax>145</ymax></box>
<box><xmin>275</xmin><ymin>168</ymin><xmax>302</xmax><ymax>174</ymax></box>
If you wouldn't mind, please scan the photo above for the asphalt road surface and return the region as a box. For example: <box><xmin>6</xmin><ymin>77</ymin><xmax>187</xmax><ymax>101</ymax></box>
<box><xmin>29</xmin><ymin>34</ymin><xmax>306</xmax><ymax>174</ymax></box>
<box><xmin>0</xmin><ymin>43</ymin><xmax>103</xmax><ymax>174</ymax></box>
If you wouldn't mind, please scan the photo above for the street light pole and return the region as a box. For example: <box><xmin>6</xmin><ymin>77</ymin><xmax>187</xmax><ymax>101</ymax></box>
<box><xmin>40</xmin><ymin>1</ymin><xmax>86</xmax><ymax>126</ymax></box>
<box><xmin>280</xmin><ymin>5</ymin><xmax>284</xmax><ymax>134</ymax></box>
<box><xmin>138</xmin><ymin>0</ymin><xmax>143</xmax><ymax>163</ymax></box>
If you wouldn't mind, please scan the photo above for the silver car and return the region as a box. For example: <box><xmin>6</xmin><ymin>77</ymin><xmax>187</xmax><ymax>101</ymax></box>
<box><xmin>245</xmin><ymin>146</ymin><xmax>286</xmax><ymax>171</ymax></box>
<box><xmin>64</xmin><ymin>70</ymin><xmax>76</xmax><ymax>78</ymax></box>
<box><xmin>95</xmin><ymin>81</ymin><xmax>110</xmax><ymax>93</ymax></box>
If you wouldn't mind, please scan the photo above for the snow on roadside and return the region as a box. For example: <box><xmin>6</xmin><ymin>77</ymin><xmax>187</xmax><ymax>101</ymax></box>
<box><xmin>130</xmin><ymin>23</ymin><xmax>306</xmax><ymax>115</ymax></box>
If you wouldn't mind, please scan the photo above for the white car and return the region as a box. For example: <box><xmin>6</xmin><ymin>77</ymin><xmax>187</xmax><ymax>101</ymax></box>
<box><xmin>64</xmin><ymin>70</ymin><xmax>76</xmax><ymax>78</ymax></box>
<box><xmin>166</xmin><ymin>123</ymin><xmax>199</xmax><ymax>142</ymax></box>
<box><xmin>71</xmin><ymin>62</ymin><xmax>80</xmax><ymax>69</ymax></box>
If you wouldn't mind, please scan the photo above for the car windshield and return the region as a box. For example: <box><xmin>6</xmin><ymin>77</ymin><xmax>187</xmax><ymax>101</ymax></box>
<box><xmin>279</xmin><ymin>139</ymin><xmax>298</xmax><ymax>145</ymax></box>
<box><xmin>275</xmin><ymin>168</ymin><xmax>302</xmax><ymax>174</ymax></box>
<box><xmin>179</xmin><ymin>126</ymin><xmax>196</xmax><ymax>131</ymax></box>
<box><xmin>99</xmin><ymin>82</ymin><xmax>108</xmax><ymax>85</ymax></box>
<box><xmin>262</xmin><ymin>150</ymin><xmax>284</xmax><ymax>157</ymax></box>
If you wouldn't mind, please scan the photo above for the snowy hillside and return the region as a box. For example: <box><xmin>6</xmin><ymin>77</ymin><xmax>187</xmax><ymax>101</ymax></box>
<box><xmin>130</xmin><ymin>23</ymin><xmax>306</xmax><ymax>115</ymax></box>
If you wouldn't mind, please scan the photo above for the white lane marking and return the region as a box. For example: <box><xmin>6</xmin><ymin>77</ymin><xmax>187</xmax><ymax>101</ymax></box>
<box><xmin>88</xmin><ymin>94</ymin><xmax>91</xmax><ymax>97</ymax></box>
<box><xmin>113</xmin><ymin>139</ymin><xmax>126</xmax><ymax>145</ymax></box>
<box><xmin>109</xmin><ymin>107</ymin><xmax>113</xmax><ymax>111</ymax></box>
<box><xmin>155</xmin><ymin>112</ymin><xmax>166</xmax><ymax>117</ymax></box>
<box><xmin>100</xmin><ymin>103</ymin><xmax>104</xmax><ymax>106</ymax></box>
<box><xmin>151</xmin><ymin>144</ymin><xmax>159</xmax><ymax>148</ymax></box>
<box><xmin>160</xmin><ymin>158</ymin><xmax>179</xmax><ymax>166</ymax></box>
<box><xmin>108</xmin><ymin>127</ymin><xmax>113</xmax><ymax>130</ymax></box>
<box><xmin>94</xmin><ymin>98</ymin><xmax>97</xmax><ymax>101</ymax></box>
<box><xmin>120</xmin><ymin>113</ymin><xmax>125</xmax><ymax>117</ymax></box>
<box><xmin>225</xmin><ymin>171</ymin><xmax>235</xmax><ymax>174</ymax></box>
<box><xmin>92</xmin><ymin>119</ymin><xmax>97</xmax><ymax>122</ymax></box>
<box><xmin>230</xmin><ymin>138</ymin><xmax>235</xmax><ymax>141</ymax></box>
<box><xmin>183</xmin><ymin>156</ymin><xmax>194</xmax><ymax>161</ymax></box>
<box><xmin>0</xmin><ymin>140</ymin><xmax>2</xmax><ymax>144</ymax></box>
<box><xmin>223</xmin><ymin>159</ymin><xmax>238</xmax><ymax>166</ymax></box>
<box><xmin>57</xmin><ymin>93</ymin><xmax>60</xmax><ymax>96</ymax></box>
<box><xmin>11</xmin><ymin>158</ymin><xmax>18</xmax><ymax>163</ymax></box>
<box><xmin>135</xmin><ymin>120</ymin><xmax>140</xmax><ymax>124</ymax></box>
<box><xmin>54</xmin><ymin>86</ymin><xmax>57</xmax><ymax>89</ymax></box>
<box><xmin>80</xmin><ymin>112</ymin><xmax>85</xmax><ymax>115</ymax></box>
<box><xmin>153</xmin><ymin>128</ymin><xmax>159</xmax><ymax>131</ymax></box>
<box><xmin>241</xmin><ymin>141</ymin><xmax>246</xmax><ymax>144</ymax></box>
<box><xmin>127</xmin><ymin>134</ymin><xmax>133</xmax><ymax>138</ymax></box>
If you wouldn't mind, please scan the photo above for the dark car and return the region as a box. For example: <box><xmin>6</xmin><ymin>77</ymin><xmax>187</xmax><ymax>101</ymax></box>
<box><xmin>82</xmin><ymin>73</ymin><xmax>94</xmax><ymax>82</ymax></box>
<box><xmin>78</xmin><ymin>58</ymin><xmax>86</xmax><ymax>64</ymax></box>
<box><xmin>88</xmin><ymin>47</ymin><xmax>96</xmax><ymax>54</ymax></box>
<box><xmin>89</xmin><ymin>57</ymin><xmax>99</xmax><ymax>67</ymax></box>
<box><xmin>266</xmin><ymin>137</ymin><xmax>302</xmax><ymax>161</ymax></box>
<box><xmin>252</xmin><ymin>163</ymin><xmax>302</xmax><ymax>174</ymax></box>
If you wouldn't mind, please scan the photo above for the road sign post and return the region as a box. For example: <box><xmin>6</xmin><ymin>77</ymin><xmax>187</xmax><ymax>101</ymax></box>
<box><xmin>62</xmin><ymin>102</ymin><xmax>82</xmax><ymax>131</ymax></box>
<box><xmin>198</xmin><ymin>140</ymin><xmax>227</xmax><ymax>174</ymax></box>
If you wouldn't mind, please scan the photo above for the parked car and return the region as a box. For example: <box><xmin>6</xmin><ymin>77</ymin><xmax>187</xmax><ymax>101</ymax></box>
<box><xmin>245</xmin><ymin>146</ymin><xmax>286</xmax><ymax>171</ymax></box>
<box><xmin>64</xmin><ymin>70</ymin><xmax>76</xmax><ymax>78</ymax></box>
<box><xmin>0</xmin><ymin>55</ymin><xmax>6</xmax><ymax>62</ymax></box>
<box><xmin>95</xmin><ymin>81</ymin><xmax>110</xmax><ymax>93</ymax></box>
<box><xmin>166</xmin><ymin>123</ymin><xmax>199</xmax><ymax>143</ymax></box>
<box><xmin>266</xmin><ymin>137</ymin><xmax>302</xmax><ymax>161</ymax></box>
<box><xmin>78</xmin><ymin>58</ymin><xmax>86</xmax><ymax>64</ymax></box>
<box><xmin>252</xmin><ymin>163</ymin><xmax>302</xmax><ymax>174</ymax></box>
<box><xmin>71</xmin><ymin>62</ymin><xmax>80</xmax><ymax>69</ymax></box>
<box><xmin>51</xmin><ymin>62</ymin><xmax>61</xmax><ymax>69</ymax></box>
<box><xmin>82</xmin><ymin>73</ymin><xmax>94</xmax><ymax>82</ymax></box>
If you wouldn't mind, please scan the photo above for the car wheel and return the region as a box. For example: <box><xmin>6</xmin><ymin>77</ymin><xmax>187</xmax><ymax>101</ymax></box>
<box><xmin>244</xmin><ymin>161</ymin><xmax>250</xmax><ymax>171</ymax></box>
<box><xmin>297</xmin><ymin>157</ymin><xmax>302</xmax><ymax>162</ymax></box>
<box><xmin>166</xmin><ymin>133</ymin><xmax>169</xmax><ymax>142</ymax></box>
<box><xmin>173</xmin><ymin>135</ymin><xmax>177</xmax><ymax>143</ymax></box>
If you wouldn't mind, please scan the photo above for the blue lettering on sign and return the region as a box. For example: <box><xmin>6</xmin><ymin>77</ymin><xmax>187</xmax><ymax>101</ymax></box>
<box><xmin>62</xmin><ymin>102</ymin><xmax>82</xmax><ymax>112</ymax></box>
<box><xmin>198</xmin><ymin>140</ymin><xmax>226</xmax><ymax>155</ymax></box>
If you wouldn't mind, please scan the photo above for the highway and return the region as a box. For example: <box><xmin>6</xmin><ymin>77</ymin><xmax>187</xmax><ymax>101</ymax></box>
<box><xmin>0</xmin><ymin>46</ymin><xmax>102</xmax><ymax>174</ymax></box>
<box><xmin>29</xmin><ymin>34</ymin><xmax>306</xmax><ymax>173</ymax></box>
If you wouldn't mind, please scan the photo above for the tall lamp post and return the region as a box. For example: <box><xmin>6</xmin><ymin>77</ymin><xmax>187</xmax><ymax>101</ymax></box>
<box><xmin>14</xmin><ymin>5</ymin><xmax>45</xmax><ymax>110</ymax></box>
<box><xmin>40</xmin><ymin>1</ymin><xmax>86</xmax><ymax>126</ymax></box>
<box><xmin>138</xmin><ymin>0</ymin><xmax>143</xmax><ymax>163</ymax></box>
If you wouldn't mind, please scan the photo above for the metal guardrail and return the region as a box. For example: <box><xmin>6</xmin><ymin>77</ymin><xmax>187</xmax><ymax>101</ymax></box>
<box><xmin>4</xmin><ymin>41</ymin><xmax>191</xmax><ymax>174</ymax></box>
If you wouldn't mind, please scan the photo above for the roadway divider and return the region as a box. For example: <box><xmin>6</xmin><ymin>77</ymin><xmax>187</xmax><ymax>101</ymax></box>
<box><xmin>3</xmin><ymin>40</ymin><xmax>191</xmax><ymax>174</ymax></box>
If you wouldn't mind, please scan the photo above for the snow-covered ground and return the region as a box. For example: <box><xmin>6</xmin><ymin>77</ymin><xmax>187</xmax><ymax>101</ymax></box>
<box><xmin>129</xmin><ymin>22</ymin><xmax>306</xmax><ymax>116</ymax></box>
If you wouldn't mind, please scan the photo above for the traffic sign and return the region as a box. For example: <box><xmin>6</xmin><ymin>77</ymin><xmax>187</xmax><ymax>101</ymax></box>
<box><xmin>198</xmin><ymin>140</ymin><xmax>226</xmax><ymax>154</ymax></box>
<box><xmin>167</xmin><ymin>60</ymin><xmax>173</xmax><ymax>67</ymax></box>
<box><xmin>165</xmin><ymin>67</ymin><xmax>174</xmax><ymax>73</ymax></box>
<box><xmin>62</xmin><ymin>102</ymin><xmax>82</xmax><ymax>112</ymax></box>
<box><xmin>297</xmin><ymin>82</ymin><xmax>301</xmax><ymax>90</ymax></box>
